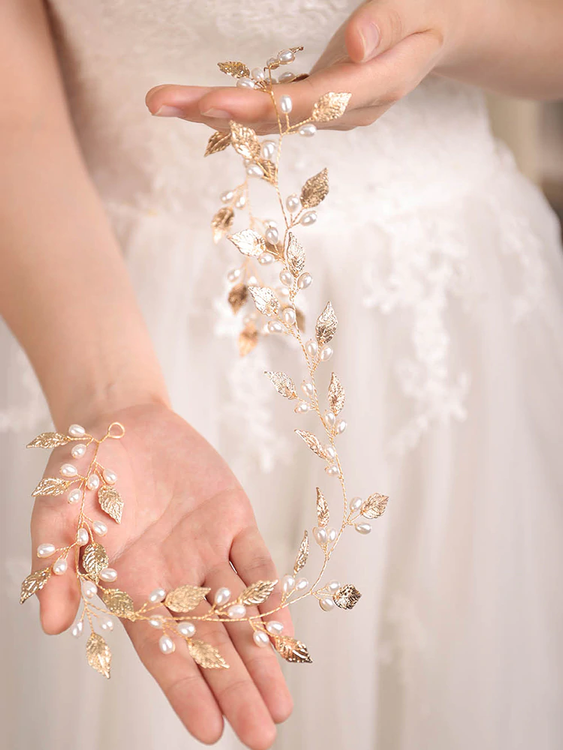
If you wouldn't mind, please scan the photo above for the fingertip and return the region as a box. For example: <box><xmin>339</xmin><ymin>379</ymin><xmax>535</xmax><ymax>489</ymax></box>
<box><xmin>345</xmin><ymin>11</ymin><xmax>367</xmax><ymax>63</ymax></box>
<box><xmin>37</xmin><ymin>580</ymin><xmax>80</xmax><ymax>635</ymax></box>
<box><xmin>193</xmin><ymin>714</ymin><xmax>225</xmax><ymax>746</ymax></box>
<box><xmin>145</xmin><ymin>85</ymin><xmax>212</xmax><ymax>116</ymax></box>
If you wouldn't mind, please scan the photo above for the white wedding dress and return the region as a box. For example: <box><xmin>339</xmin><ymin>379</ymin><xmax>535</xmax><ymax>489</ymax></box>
<box><xmin>2</xmin><ymin>2</ymin><xmax>563</xmax><ymax>749</ymax></box>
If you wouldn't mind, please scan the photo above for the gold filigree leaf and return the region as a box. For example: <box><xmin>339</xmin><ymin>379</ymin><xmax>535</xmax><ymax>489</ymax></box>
<box><xmin>300</xmin><ymin>168</ymin><xmax>329</xmax><ymax>209</ymax></box>
<box><xmin>101</xmin><ymin>588</ymin><xmax>135</xmax><ymax>619</ymax></box>
<box><xmin>293</xmin><ymin>530</ymin><xmax>309</xmax><ymax>574</ymax></box>
<box><xmin>218</xmin><ymin>61</ymin><xmax>251</xmax><ymax>79</ymax></box>
<box><xmin>82</xmin><ymin>543</ymin><xmax>109</xmax><ymax>581</ymax></box>
<box><xmin>274</xmin><ymin>635</ymin><xmax>312</xmax><ymax>663</ymax></box>
<box><xmin>27</xmin><ymin>432</ymin><xmax>72</xmax><ymax>449</ymax></box>
<box><xmin>316</xmin><ymin>488</ymin><xmax>329</xmax><ymax>528</ymax></box>
<box><xmin>205</xmin><ymin>130</ymin><xmax>231</xmax><ymax>157</ymax></box>
<box><xmin>239</xmin><ymin>580</ymin><xmax>277</xmax><ymax>606</ymax></box>
<box><xmin>248</xmin><ymin>286</ymin><xmax>279</xmax><ymax>317</ymax></box>
<box><xmin>188</xmin><ymin>639</ymin><xmax>229</xmax><ymax>669</ymax></box>
<box><xmin>285</xmin><ymin>232</ymin><xmax>305</xmax><ymax>278</ymax></box>
<box><xmin>228</xmin><ymin>229</ymin><xmax>266</xmax><ymax>257</ymax></box>
<box><xmin>311</xmin><ymin>92</ymin><xmax>352</xmax><ymax>122</ymax></box>
<box><xmin>334</xmin><ymin>584</ymin><xmax>362</xmax><ymax>610</ymax></box>
<box><xmin>32</xmin><ymin>478</ymin><xmax>71</xmax><ymax>497</ymax></box>
<box><xmin>211</xmin><ymin>206</ymin><xmax>234</xmax><ymax>243</ymax></box>
<box><xmin>266</xmin><ymin>241</ymin><xmax>284</xmax><ymax>262</ymax></box>
<box><xmin>239</xmin><ymin>322</ymin><xmax>259</xmax><ymax>357</ymax></box>
<box><xmin>315</xmin><ymin>301</ymin><xmax>338</xmax><ymax>346</ymax></box>
<box><xmin>86</xmin><ymin>632</ymin><xmax>111</xmax><ymax>679</ymax></box>
<box><xmin>98</xmin><ymin>485</ymin><xmax>123</xmax><ymax>524</ymax></box>
<box><xmin>230</xmin><ymin>122</ymin><xmax>261</xmax><ymax>160</ymax></box>
<box><xmin>256</xmin><ymin>158</ymin><xmax>277</xmax><ymax>184</ymax></box>
<box><xmin>295</xmin><ymin>429</ymin><xmax>328</xmax><ymax>460</ymax></box>
<box><xmin>228</xmin><ymin>283</ymin><xmax>248</xmax><ymax>314</ymax></box>
<box><xmin>361</xmin><ymin>493</ymin><xmax>389</xmax><ymax>519</ymax></box>
<box><xmin>20</xmin><ymin>567</ymin><xmax>51</xmax><ymax>604</ymax></box>
<box><xmin>164</xmin><ymin>584</ymin><xmax>211</xmax><ymax>613</ymax></box>
<box><xmin>328</xmin><ymin>372</ymin><xmax>345</xmax><ymax>415</ymax></box>
<box><xmin>265</xmin><ymin>371</ymin><xmax>297</xmax><ymax>400</ymax></box>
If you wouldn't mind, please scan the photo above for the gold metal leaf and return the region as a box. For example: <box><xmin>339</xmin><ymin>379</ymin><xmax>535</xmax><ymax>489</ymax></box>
<box><xmin>205</xmin><ymin>130</ymin><xmax>231</xmax><ymax>157</ymax></box>
<box><xmin>86</xmin><ymin>632</ymin><xmax>111</xmax><ymax>679</ymax></box>
<box><xmin>316</xmin><ymin>488</ymin><xmax>329</xmax><ymax>528</ymax></box>
<box><xmin>27</xmin><ymin>432</ymin><xmax>72</xmax><ymax>449</ymax></box>
<box><xmin>295</xmin><ymin>429</ymin><xmax>328</xmax><ymax>460</ymax></box>
<box><xmin>239</xmin><ymin>322</ymin><xmax>258</xmax><ymax>357</ymax></box>
<box><xmin>256</xmin><ymin>158</ymin><xmax>277</xmax><ymax>184</ymax></box>
<box><xmin>164</xmin><ymin>584</ymin><xmax>211</xmax><ymax>613</ymax></box>
<box><xmin>285</xmin><ymin>232</ymin><xmax>305</xmax><ymax>278</ymax></box>
<box><xmin>300</xmin><ymin>168</ymin><xmax>329</xmax><ymax>209</ymax></box>
<box><xmin>361</xmin><ymin>493</ymin><xmax>389</xmax><ymax>519</ymax></box>
<box><xmin>20</xmin><ymin>567</ymin><xmax>51</xmax><ymax>604</ymax></box>
<box><xmin>82</xmin><ymin>543</ymin><xmax>109</xmax><ymax>581</ymax></box>
<box><xmin>295</xmin><ymin>308</ymin><xmax>306</xmax><ymax>331</ymax></box>
<box><xmin>315</xmin><ymin>301</ymin><xmax>338</xmax><ymax>346</ymax></box>
<box><xmin>228</xmin><ymin>229</ymin><xmax>266</xmax><ymax>257</ymax></box>
<box><xmin>293</xmin><ymin>530</ymin><xmax>309</xmax><ymax>574</ymax></box>
<box><xmin>228</xmin><ymin>283</ymin><xmax>248</xmax><ymax>314</ymax></box>
<box><xmin>334</xmin><ymin>584</ymin><xmax>362</xmax><ymax>610</ymax></box>
<box><xmin>218</xmin><ymin>61</ymin><xmax>251</xmax><ymax>79</ymax></box>
<box><xmin>230</xmin><ymin>122</ymin><xmax>261</xmax><ymax>160</ymax></box>
<box><xmin>188</xmin><ymin>639</ymin><xmax>229</xmax><ymax>669</ymax></box>
<box><xmin>248</xmin><ymin>286</ymin><xmax>279</xmax><ymax>317</ymax></box>
<box><xmin>311</xmin><ymin>92</ymin><xmax>352</xmax><ymax>123</ymax></box>
<box><xmin>266</xmin><ymin>241</ymin><xmax>284</xmax><ymax>262</ymax></box>
<box><xmin>328</xmin><ymin>372</ymin><xmax>345</xmax><ymax>415</ymax></box>
<box><xmin>32</xmin><ymin>477</ymin><xmax>71</xmax><ymax>497</ymax></box>
<box><xmin>98</xmin><ymin>485</ymin><xmax>123</xmax><ymax>524</ymax></box>
<box><xmin>212</xmin><ymin>206</ymin><xmax>234</xmax><ymax>243</ymax></box>
<box><xmin>239</xmin><ymin>580</ymin><xmax>277</xmax><ymax>606</ymax></box>
<box><xmin>101</xmin><ymin>588</ymin><xmax>135</xmax><ymax>619</ymax></box>
<box><xmin>274</xmin><ymin>635</ymin><xmax>312</xmax><ymax>663</ymax></box>
<box><xmin>265</xmin><ymin>371</ymin><xmax>297</xmax><ymax>400</ymax></box>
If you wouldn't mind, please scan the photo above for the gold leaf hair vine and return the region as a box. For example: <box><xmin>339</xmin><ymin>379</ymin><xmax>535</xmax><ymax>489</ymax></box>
<box><xmin>21</xmin><ymin>47</ymin><xmax>389</xmax><ymax>679</ymax></box>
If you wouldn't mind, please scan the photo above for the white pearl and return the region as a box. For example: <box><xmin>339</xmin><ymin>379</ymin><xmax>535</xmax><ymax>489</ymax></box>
<box><xmin>301</xmin><ymin>381</ymin><xmax>314</xmax><ymax>397</ymax></box>
<box><xmin>266</xmin><ymin>621</ymin><xmax>284</xmax><ymax>635</ymax></box>
<box><xmin>71</xmin><ymin>621</ymin><xmax>83</xmax><ymax>638</ymax></box>
<box><xmin>282</xmin><ymin>307</ymin><xmax>296</xmax><ymax>326</ymax></box>
<box><xmin>320</xmin><ymin>597</ymin><xmax>335</xmax><ymax>612</ymax></box>
<box><xmin>350</xmin><ymin>497</ymin><xmax>363</xmax><ymax>512</ymax></box>
<box><xmin>355</xmin><ymin>522</ymin><xmax>372</xmax><ymax>535</ymax></box>
<box><xmin>214</xmin><ymin>587</ymin><xmax>231</xmax><ymax>606</ymax></box>
<box><xmin>247</xmin><ymin>163</ymin><xmax>264</xmax><ymax>178</ymax></box>
<box><xmin>279</xmin><ymin>95</ymin><xmax>293</xmax><ymax>114</ymax></box>
<box><xmin>86</xmin><ymin>474</ymin><xmax>100</xmax><ymax>490</ymax></box>
<box><xmin>149</xmin><ymin>617</ymin><xmax>164</xmax><ymax>629</ymax></box>
<box><xmin>265</xmin><ymin>227</ymin><xmax>279</xmax><ymax>245</ymax></box>
<box><xmin>286</xmin><ymin>194</ymin><xmax>300</xmax><ymax>212</ymax></box>
<box><xmin>305</xmin><ymin>339</ymin><xmax>318</xmax><ymax>357</ymax></box>
<box><xmin>99</xmin><ymin>568</ymin><xmax>117</xmax><ymax>583</ymax></box>
<box><xmin>329</xmin><ymin>580</ymin><xmax>341</xmax><ymax>592</ymax></box>
<box><xmin>103</xmin><ymin>469</ymin><xmax>117</xmax><ymax>484</ymax></box>
<box><xmin>77</xmin><ymin>528</ymin><xmax>89</xmax><ymax>546</ymax></box>
<box><xmin>279</xmin><ymin>270</ymin><xmax>293</xmax><ymax>287</ymax></box>
<box><xmin>53</xmin><ymin>558</ymin><xmax>68</xmax><ymax>575</ymax></box>
<box><xmin>266</xmin><ymin>57</ymin><xmax>277</xmax><ymax>67</ymax></box>
<box><xmin>37</xmin><ymin>543</ymin><xmax>55</xmax><ymax>558</ymax></box>
<box><xmin>268</xmin><ymin>321</ymin><xmax>284</xmax><ymax>334</ymax></box>
<box><xmin>327</xmin><ymin>528</ymin><xmax>338</xmax><ymax>543</ymax></box>
<box><xmin>325</xmin><ymin>446</ymin><xmax>337</xmax><ymax>460</ymax></box>
<box><xmin>278</xmin><ymin>71</ymin><xmax>295</xmax><ymax>83</ymax></box>
<box><xmin>93</xmin><ymin>521</ymin><xmax>108</xmax><ymax>537</ymax></box>
<box><xmin>227</xmin><ymin>268</ymin><xmax>241</xmax><ymax>283</ymax></box>
<box><xmin>282</xmin><ymin>575</ymin><xmax>296</xmax><ymax>594</ymax></box>
<box><xmin>258</xmin><ymin>252</ymin><xmax>275</xmax><ymax>265</ymax></box>
<box><xmin>247</xmin><ymin>275</ymin><xmax>258</xmax><ymax>286</ymax></box>
<box><xmin>221</xmin><ymin>189</ymin><xmax>234</xmax><ymax>203</ymax></box>
<box><xmin>325</xmin><ymin>465</ymin><xmax>339</xmax><ymax>477</ymax></box>
<box><xmin>325</xmin><ymin>412</ymin><xmax>336</xmax><ymax>428</ymax></box>
<box><xmin>148</xmin><ymin>588</ymin><xmax>166</xmax><ymax>603</ymax></box>
<box><xmin>177</xmin><ymin>621</ymin><xmax>196</xmax><ymax>638</ymax></box>
<box><xmin>278</xmin><ymin>286</ymin><xmax>290</xmax><ymax>298</ymax></box>
<box><xmin>101</xmin><ymin>617</ymin><xmax>114</xmax><ymax>631</ymax></box>
<box><xmin>235</xmin><ymin>194</ymin><xmax>246</xmax><ymax>209</ymax></box>
<box><xmin>68</xmin><ymin>488</ymin><xmax>82</xmax><ymax>504</ymax></box>
<box><xmin>313</xmin><ymin>527</ymin><xmax>328</xmax><ymax>545</ymax></box>
<box><xmin>236</xmin><ymin>77</ymin><xmax>256</xmax><ymax>89</ymax></box>
<box><xmin>227</xmin><ymin>604</ymin><xmax>247</xmax><ymax>619</ymax></box>
<box><xmin>278</xmin><ymin>49</ymin><xmax>295</xmax><ymax>64</ymax></box>
<box><xmin>159</xmin><ymin>635</ymin><xmax>175</xmax><ymax>655</ymax></box>
<box><xmin>297</xmin><ymin>272</ymin><xmax>312</xmax><ymax>289</ymax></box>
<box><xmin>320</xmin><ymin>346</ymin><xmax>334</xmax><ymax>362</ymax></box>
<box><xmin>264</xmin><ymin>218</ymin><xmax>278</xmax><ymax>229</ymax></box>
<box><xmin>253</xmin><ymin>630</ymin><xmax>270</xmax><ymax>648</ymax></box>
<box><xmin>82</xmin><ymin>581</ymin><xmax>97</xmax><ymax>599</ymax></box>
<box><xmin>71</xmin><ymin>443</ymin><xmax>87</xmax><ymax>459</ymax></box>
<box><xmin>251</xmin><ymin>67</ymin><xmax>265</xmax><ymax>81</ymax></box>
<box><xmin>295</xmin><ymin>577</ymin><xmax>309</xmax><ymax>591</ymax></box>
<box><xmin>300</xmin><ymin>211</ymin><xmax>317</xmax><ymax>226</ymax></box>
<box><xmin>261</xmin><ymin>141</ymin><xmax>276</xmax><ymax>160</ymax></box>
<box><xmin>294</xmin><ymin>402</ymin><xmax>311</xmax><ymax>414</ymax></box>
<box><xmin>60</xmin><ymin>463</ymin><xmax>78</xmax><ymax>478</ymax></box>
<box><xmin>299</xmin><ymin>123</ymin><xmax>317</xmax><ymax>137</ymax></box>
<box><xmin>68</xmin><ymin>424</ymin><xmax>85</xmax><ymax>438</ymax></box>
<box><xmin>336</xmin><ymin>420</ymin><xmax>347</xmax><ymax>434</ymax></box>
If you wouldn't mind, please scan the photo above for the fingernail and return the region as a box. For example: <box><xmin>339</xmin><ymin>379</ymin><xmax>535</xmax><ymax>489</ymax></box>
<box><xmin>201</xmin><ymin>108</ymin><xmax>232</xmax><ymax>119</ymax></box>
<box><xmin>153</xmin><ymin>105</ymin><xmax>184</xmax><ymax>118</ymax></box>
<box><xmin>360</xmin><ymin>22</ymin><xmax>380</xmax><ymax>61</ymax></box>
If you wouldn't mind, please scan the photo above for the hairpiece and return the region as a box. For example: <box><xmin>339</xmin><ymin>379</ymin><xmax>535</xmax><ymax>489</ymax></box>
<box><xmin>21</xmin><ymin>48</ymin><xmax>388</xmax><ymax>678</ymax></box>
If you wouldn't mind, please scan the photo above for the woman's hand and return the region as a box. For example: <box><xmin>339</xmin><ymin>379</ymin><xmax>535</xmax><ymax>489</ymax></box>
<box><xmin>29</xmin><ymin>403</ymin><xmax>293</xmax><ymax>750</ymax></box>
